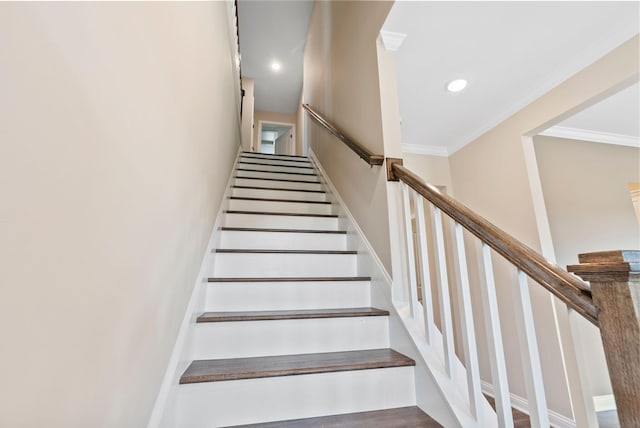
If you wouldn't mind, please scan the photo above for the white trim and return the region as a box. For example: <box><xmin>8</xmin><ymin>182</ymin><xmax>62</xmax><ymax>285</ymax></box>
<box><xmin>481</xmin><ymin>380</ymin><xmax>577</xmax><ymax>428</ymax></box>
<box><xmin>538</xmin><ymin>126</ymin><xmax>640</xmax><ymax>147</ymax></box>
<box><xmin>593</xmin><ymin>394</ymin><xmax>616</xmax><ymax>412</ymax></box>
<box><xmin>379</xmin><ymin>30</ymin><xmax>407</xmax><ymax>51</ymax></box>
<box><xmin>402</xmin><ymin>143</ymin><xmax>449</xmax><ymax>157</ymax></box>
<box><xmin>147</xmin><ymin>148</ymin><xmax>242</xmax><ymax>428</ymax></box>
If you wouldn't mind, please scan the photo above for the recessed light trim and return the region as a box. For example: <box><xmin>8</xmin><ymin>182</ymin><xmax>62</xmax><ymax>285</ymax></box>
<box><xmin>271</xmin><ymin>61</ymin><xmax>282</xmax><ymax>72</ymax></box>
<box><xmin>446</xmin><ymin>78</ymin><xmax>468</xmax><ymax>93</ymax></box>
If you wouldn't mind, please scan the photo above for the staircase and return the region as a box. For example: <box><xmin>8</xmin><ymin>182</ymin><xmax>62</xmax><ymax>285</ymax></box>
<box><xmin>172</xmin><ymin>152</ymin><xmax>441</xmax><ymax>427</ymax></box>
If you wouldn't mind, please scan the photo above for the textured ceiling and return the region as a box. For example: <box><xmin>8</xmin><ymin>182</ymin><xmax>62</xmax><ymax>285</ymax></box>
<box><xmin>238</xmin><ymin>0</ymin><xmax>314</xmax><ymax>114</ymax></box>
<box><xmin>383</xmin><ymin>1</ymin><xmax>639</xmax><ymax>154</ymax></box>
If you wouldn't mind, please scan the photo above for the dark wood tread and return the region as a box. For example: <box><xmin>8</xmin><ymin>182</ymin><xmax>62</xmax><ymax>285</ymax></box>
<box><xmin>197</xmin><ymin>307</ymin><xmax>389</xmax><ymax>323</ymax></box>
<box><xmin>233</xmin><ymin>185</ymin><xmax>326</xmax><ymax>194</ymax></box>
<box><xmin>229</xmin><ymin>406</ymin><xmax>441</xmax><ymax>427</ymax></box>
<box><xmin>235</xmin><ymin>176</ymin><xmax>321</xmax><ymax>184</ymax></box>
<box><xmin>220</xmin><ymin>227</ymin><xmax>346</xmax><ymax>234</ymax></box>
<box><xmin>208</xmin><ymin>276</ymin><xmax>371</xmax><ymax>283</ymax></box>
<box><xmin>224</xmin><ymin>210</ymin><xmax>338</xmax><ymax>218</ymax></box>
<box><xmin>180</xmin><ymin>349</ymin><xmax>415</xmax><ymax>384</ymax></box>
<box><xmin>238</xmin><ymin>161</ymin><xmax>313</xmax><ymax>170</ymax></box>
<box><xmin>242</xmin><ymin>152</ymin><xmax>309</xmax><ymax>160</ymax></box>
<box><xmin>215</xmin><ymin>249</ymin><xmax>357</xmax><ymax>255</ymax></box>
<box><xmin>229</xmin><ymin>196</ymin><xmax>331</xmax><ymax>205</ymax></box>
<box><xmin>237</xmin><ymin>168</ymin><xmax>317</xmax><ymax>177</ymax></box>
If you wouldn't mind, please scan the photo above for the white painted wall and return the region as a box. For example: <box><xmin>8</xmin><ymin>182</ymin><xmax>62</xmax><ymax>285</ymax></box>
<box><xmin>0</xmin><ymin>3</ymin><xmax>240</xmax><ymax>426</ymax></box>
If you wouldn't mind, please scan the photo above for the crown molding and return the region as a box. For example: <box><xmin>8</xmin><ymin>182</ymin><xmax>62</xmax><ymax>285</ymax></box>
<box><xmin>402</xmin><ymin>143</ymin><xmax>449</xmax><ymax>157</ymax></box>
<box><xmin>380</xmin><ymin>30</ymin><xmax>407</xmax><ymax>51</ymax></box>
<box><xmin>538</xmin><ymin>126</ymin><xmax>640</xmax><ymax>147</ymax></box>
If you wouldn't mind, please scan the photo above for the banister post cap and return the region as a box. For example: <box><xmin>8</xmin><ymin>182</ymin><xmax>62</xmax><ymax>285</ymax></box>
<box><xmin>568</xmin><ymin>250</ymin><xmax>640</xmax><ymax>283</ymax></box>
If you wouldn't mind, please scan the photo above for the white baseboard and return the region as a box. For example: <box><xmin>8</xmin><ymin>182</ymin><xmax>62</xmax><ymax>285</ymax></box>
<box><xmin>481</xmin><ymin>380</ymin><xmax>576</xmax><ymax>428</ymax></box>
<box><xmin>146</xmin><ymin>147</ymin><xmax>242</xmax><ymax>428</ymax></box>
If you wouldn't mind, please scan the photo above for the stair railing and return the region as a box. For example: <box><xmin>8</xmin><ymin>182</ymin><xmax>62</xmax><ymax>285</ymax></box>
<box><xmin>304</xmin><ymin>104</ymin><xmax>640</xmax><ymax>427</ymax></box>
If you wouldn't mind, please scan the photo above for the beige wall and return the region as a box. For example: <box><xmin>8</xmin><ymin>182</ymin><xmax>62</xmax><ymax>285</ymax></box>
<box><xmin>295</xmin><ymin>97</ymin><xmax>305</xmax><ymax>156</ymax></box>
<box><xmin>0</xmin><ymin>3</ymin><xmax>240</xmax><ymax>427</ymax></box>
<box><xmin>304</xmin><ymin>1</ymin><xmax>394</xmax><ymax>272</ymax></box>
<box><xmin>253</xmin><ymin>109</ymin><xmax>296</xmax><ymax>154</ymax></box>
<box><xmin>448</xmin><ymin>36</ymin><xmax>639</xmax><ymax>419</ymax></box>
<box><xmin>534</xmin><ymin>135</ymin><xmax>640</xmax><ymax>397</ymax></box>
<box><xmin>241</xmin><ymin>78</ymin><xmax>255</xmax><ymax>151</ymax></box>
<box><xmin>402</xmin><ymin>153</ymin><xmax>454</xmax><ymax>192</ymax></box>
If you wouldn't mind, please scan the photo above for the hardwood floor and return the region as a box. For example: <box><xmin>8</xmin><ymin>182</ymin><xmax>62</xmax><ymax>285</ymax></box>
<box><xmin>228</xmin><ymin>406</ymin><xmax>442</xmax><ymax>427</ymax></box>
<box><xmin>484</xmin><ymin>395</ymin><xmax>530</xmax><ymax>427</ymax></box>
<box><xmin>197</xmin><ymin>307</ymin><xmax>389</xmax><ymax>323</ymax></box>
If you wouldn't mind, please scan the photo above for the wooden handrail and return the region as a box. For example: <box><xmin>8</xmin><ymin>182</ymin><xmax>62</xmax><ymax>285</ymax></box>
<box><xmin>302</xmin><ymin>104</ymin><xmax>385</xmax><ymax>166</ymax></box>
<box><xmin>390</xmin><ymin>162</ymin><xmax>599</xmax><ymax>326</ymax></box>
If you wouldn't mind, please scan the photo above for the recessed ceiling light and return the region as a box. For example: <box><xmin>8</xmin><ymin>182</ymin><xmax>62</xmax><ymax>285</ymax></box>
<box><xmin>271</xmin><ymin>61</ymin><xmax>281</xmax><ymax>72</ymax></box>
<box><xmin>446</xmin><ymin>78</ymin><xmax>468</xmax><ymax>93</ymax></box>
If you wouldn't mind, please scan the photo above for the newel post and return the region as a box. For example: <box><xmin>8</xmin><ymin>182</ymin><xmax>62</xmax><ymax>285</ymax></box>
<box><xmin>568</xmin><ymin>250</ymin><xmax>640</xmax><ymax>427</ymax></box>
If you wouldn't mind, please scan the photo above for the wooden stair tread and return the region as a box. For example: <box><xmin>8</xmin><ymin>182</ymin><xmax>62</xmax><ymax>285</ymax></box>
<box><xmin>236</xmin><ymin>168</ymin><xmax>317</xmax><ymax>177</ymax></box>
<box><xmin>180</xmin><ymin>349</ymin><xmax>415</xmax><ymax>384</ymax></box>
<box><xmin>220</xmin><ymin>227</ymin><xmax>346</xmax><ymax>234</ymax></box>
<box><xmin>233</xmin><ymin>185</ymin><xmax>326</xmax><ymax>194</ymax></box>
<box><xmin>229</xmin><ymin>196</ymin><xmax>331</xmax><ymax>205</ymax></box>
<box><xmin>238</xmin><ymin>161</ymin><xmax>313</xmax><ymax>170</ymax></box>
<box><xmin>228</xmin><ymin>406</ymin><xmax>442</xmax><ymax>427</ymax></box>
<box><xmin>215</xmin><ymin>249</ymin><xmax>356</xmax><ymax>254</ymax></box>
<box><xmin>235</xmin><ymin>176</ymin><xmax>321</xmax><ymax>184</ymax></box>
<box><xmin>208</xmin><ymin>276</ymin><xmax>371</xmax><ymax>282</ymax></box>
<box><xmin>241</xmin><ymin>152</ymin><xmax>309</xmax><ymax>160</ymax></box>
<box><xmin>197</xmin><ymin>307</ymin><xmax>389</xmax><ymax>323</ymax></box>
<box><xmin>225</xmin><ymin>210</ymin><xmax>338</xmax><ymax>218</ymax></box>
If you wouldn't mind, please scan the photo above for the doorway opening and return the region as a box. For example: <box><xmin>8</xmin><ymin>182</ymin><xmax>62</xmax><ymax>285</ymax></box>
<box><xmin>257</xmin><ymin>121</ymin><xmax>295</xmax><ymax>155</ymax></box>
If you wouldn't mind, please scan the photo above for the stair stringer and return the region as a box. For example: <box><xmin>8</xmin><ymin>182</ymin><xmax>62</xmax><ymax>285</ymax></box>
<box><xmin>310</xmin><ymin>149</ymin><xmax>499</xmax><ymax>428</ymax></box>
<box><xmin>147</xmin><ymin>147</ymin><xmax>243</xmax><ymax>428</ymax></box>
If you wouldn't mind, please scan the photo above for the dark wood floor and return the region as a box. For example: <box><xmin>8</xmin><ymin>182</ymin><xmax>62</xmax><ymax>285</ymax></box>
<box><xmin>228</xmin><ymin>406</ymin><xmax>442</xmax><ymax>427</ymax></box>
<box><xmin>197</xmin><ymin>307</ymin><xmax>389</xmax><ymax>323</ymax></box>
<box><xmin>485</xmin><ymin>395</ymin><xmax>530</xmax><ymax>427</ymax></box>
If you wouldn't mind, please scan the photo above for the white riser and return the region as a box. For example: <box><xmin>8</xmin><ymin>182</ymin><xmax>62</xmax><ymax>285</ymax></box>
<box><xmin>237</xmin><ymin>162</ymin><xmax>315</xmax><ymax>175</ymax></box>
<box><xmin>219</xmin><ymin>230</ymin><xmax>347</xmax><ymax>250</ymax></box>
<box><xmin>231</xmin><ymin>187</ymin><xmax>327</xmax><ymax>202</ymax></box>
<box><xmin>205</xmin><ymin>281</ymin><xmax>371</xmax><ymax>311</ymax></box>
<box><xmin>223</xmin><ymin>212</ymin><xmax>339</xmax><ymax>230</ymax></box>
<box><xmin>242</xmin><ymin>153</ymin><xmax>310</xmax><ymax>163</ymax></box>
<box><xmin>175</xmin><ymin>367</ymin><xmax>416</xmax><ymax>428</ymax></box>
<box><xmin>236</xmin><ymin>169</ymin><xmax>320</xmax><ymax>182</ymax></box>
<box><xmin>239</xmin><ymin>158</ymin><xmax>312</xmax><ymax>168</ymax></box>
<box><xmin>212</xmin><ymin>253</ymin><xmax>357</xmax><ymax>278</ymax></box>
<box><xmin>228</xmin><ymin>198</ymin><xmax>334</xmax><ymax>215</ymax></box>
<box><xmin>234</xmin><ymin>177</ymin><xmax>324</xmax><ymax>192</ymax></box>
<box><xmin>190</xmin><ymin>317</ymin><xmax>389</xmax><ymax>360</ymax></box>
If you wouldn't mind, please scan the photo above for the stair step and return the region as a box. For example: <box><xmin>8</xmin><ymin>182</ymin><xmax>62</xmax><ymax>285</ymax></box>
<box><xmin>230</xmin><ymin>406</ymin><xmax>442</xmax><ymax>427</ymax></box>
<box><xmin>228</xmin><ymin>198</ymin><xmax>334</xmax><ymax>215</ymax></box>
<box><xmin>219</xmin><ymin>228</ymin><xmax>347</xmax><ymax>250</ymax></box>
<box><xmin>205</xmin><ymin>278</ymin><xmax>371</xmax><ymax>312</ymax></box>
<box><xmin>229</xmin><ymin>196</ymin><xmax>330</xmax><ymax>205</ymax></box>
<box><xmin>223</xmin><ymin>210</ymin><xmax>339</xmax><ymax>230</ymax></box>
<box><xmin>235</xmin><ymin>177</ymin><xmax>323</xmax><ymax>191</ymax></box>
<box><xmin>197</xmin><ymin>307</ymin><xmax>388</xmax><ymax>322</ymax></box>
<box><xmin>191</xmin><ymin>308</ymin><xmax>390</xmax><ymax>359</ymax></box>
<box><xmin>180</xmin><ymin>349</ymin><xmax>415</xmax><ymax>384</ymax></box>
<box><xmin>238</xmin><ymin>162</ymin><xmax>314</xmax><ymax>174</ymax></box>
<box><xmin>232</xmin><ymin>187</ymin><xmax>327</xmax><ymax>202</ymax></box>
<box><xmin>242</xmin><ymin>151</ymin><xmax>309</xmax><ymax>160</ymax></box>
<box><xmin>215</xmin><ymin>249</ymin><xmax>356</xmax><ymax>254</ymax></box>
<box><xmin>239</xmin><ymin>159</ymin><xmax>312</xmax><ymax>169</ymax></box>
<box><xmin>236</xmin><ymin>169</ymin><xmax>320</xmax><ymax>182</ymax></box>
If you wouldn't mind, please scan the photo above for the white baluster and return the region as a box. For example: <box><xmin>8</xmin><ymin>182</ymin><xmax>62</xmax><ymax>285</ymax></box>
<box><xmin>453</xmin><ymin>223</ymin><xmax>483</xmax><ymax>421</ymax></box>
<box><xmin>513</xmin><ymin>269</ymin><xmax>550</xmax><ymax>427</ymax></box>
<box><xmin>432</xmin><ymin>206</ymin><xmax>456</xmax><ymax>377</ymax></box>
<box><xmin>401</xmin><ymin>183</ymin><xmax>420</xmax><ymax>318</ymax></box>
<box><xmin>479</xmin><ymin>243</ymin><xmax>513</xmax><ymax>428</ymax></box>
<box><xmin>413</xmin><ymin>192</ymin><xmax>434</xmax><ymax>345</ymax></box>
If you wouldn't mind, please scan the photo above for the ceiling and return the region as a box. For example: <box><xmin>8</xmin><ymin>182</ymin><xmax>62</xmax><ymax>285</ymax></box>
<box><xmin>237</xmin><ymin>0</ymin><xmax>314</xmax><ymax>115</ymax></box>
<box><xmin>382</xmin><ymin>1</ymin><xmax>640</xmax><ymax>156</ymax></box>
